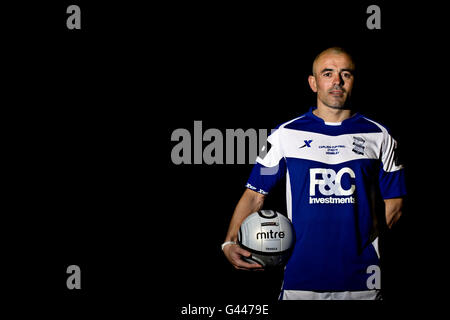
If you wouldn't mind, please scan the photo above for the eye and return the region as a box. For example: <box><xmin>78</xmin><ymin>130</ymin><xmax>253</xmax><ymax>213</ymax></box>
<box><xmin>323</xmin><ymin>72</ymin><xmax>332</xmax><ymax>77</ymax></box>
<box><xmin>342</xmin><ymin>72</ymin><xmax>352</xmax><ymax>79</ymax></box>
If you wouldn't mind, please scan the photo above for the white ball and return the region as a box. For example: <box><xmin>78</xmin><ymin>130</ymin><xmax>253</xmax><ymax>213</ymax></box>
<box><xmin>238</xmin><ymin>210</ymin><xmax>295</xmax><ymax>268</ymax></box>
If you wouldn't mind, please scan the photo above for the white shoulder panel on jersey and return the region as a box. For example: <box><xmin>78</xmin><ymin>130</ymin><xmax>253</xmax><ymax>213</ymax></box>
<box><xmin>255</xmin><ymin>116</ymin><xmax>306</xmax><ymax>167</ymax></box>
<box><xmin>362</xmin><ymin>117</ymin><xmax>404</xmax><ymax>172</ymax></box>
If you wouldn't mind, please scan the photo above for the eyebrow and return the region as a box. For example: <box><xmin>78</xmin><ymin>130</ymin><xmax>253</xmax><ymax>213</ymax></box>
<box><xmin>320</xmin><ymin>68</ymin><xmax>354</xmax><ymax>74</ymax></box>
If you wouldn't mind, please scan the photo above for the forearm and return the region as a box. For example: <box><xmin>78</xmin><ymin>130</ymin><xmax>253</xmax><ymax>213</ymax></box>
<box><xmin>385</xmin><ymin>198</ymin><xmax>403</xmax><ymax>229</ymax></box>
<box><xmin>224</xmin><ymin>189</ymin><xmax>265</xmax><ymax>242</ymax></box>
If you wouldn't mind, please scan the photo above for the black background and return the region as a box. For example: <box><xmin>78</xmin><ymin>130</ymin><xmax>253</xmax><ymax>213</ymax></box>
<box><xmin>4</xmin><ymin>1</ymin><xmax>447</xmax><ymax>317</ymax></box>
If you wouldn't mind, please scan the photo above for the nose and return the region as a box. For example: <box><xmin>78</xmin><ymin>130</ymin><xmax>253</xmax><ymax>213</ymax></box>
<box><xmin>332</xmin><ymin>73</ymin><xmax>344</xmax><ymax>86</ymax></box>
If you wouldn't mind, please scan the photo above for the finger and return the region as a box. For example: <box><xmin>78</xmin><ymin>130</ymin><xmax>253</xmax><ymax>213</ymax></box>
<box><xmin>235</xmin><ymin>247</ymin><xmax>252</xmax><ymax>258</ymax></box>
<box><xmin>233</xmin><ymin>257</ymin><xmax>263</xmax><ymax>269</ymax></box>
<box><xmin>235</xmin><ymin>266</ymin><xmax>265</xmax><ymax>271</ymax></box>
<box><xmin>228</xmin><ymin>246</ymin><xmax>263</xmax><ymax>269</ymax></box>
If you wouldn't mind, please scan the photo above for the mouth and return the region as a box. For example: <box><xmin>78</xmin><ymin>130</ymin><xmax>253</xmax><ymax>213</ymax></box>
<box><xmin>329</xmin><ymin>90</ymin><xmax>344</xmax><ymax>96</ymax></box>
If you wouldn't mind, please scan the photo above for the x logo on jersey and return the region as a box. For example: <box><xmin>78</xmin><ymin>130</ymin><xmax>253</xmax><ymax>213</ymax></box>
<box><xmin>299</xmin><ymin>140</ymin><xmax>313</xmax><ymax>148</ymax></box>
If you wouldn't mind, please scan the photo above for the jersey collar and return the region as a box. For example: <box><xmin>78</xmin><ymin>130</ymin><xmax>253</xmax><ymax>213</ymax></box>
<box><xmin>307</xmin><ymin>106</ymin><xmax>361</xmax><ymax>126</ymax></box>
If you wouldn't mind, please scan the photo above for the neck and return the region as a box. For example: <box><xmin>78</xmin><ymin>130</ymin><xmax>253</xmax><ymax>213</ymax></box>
<box><xmin>313</xmin><ymin>104</ymin><xmax>352</xmax><ymax>123</ymax></box>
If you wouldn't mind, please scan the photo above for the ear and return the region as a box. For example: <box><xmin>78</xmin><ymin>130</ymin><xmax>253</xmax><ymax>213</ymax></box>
<box><xmin>308</xmin><ymin>75</ymin><xmax>318</xmax><ymax>93</ymax></box>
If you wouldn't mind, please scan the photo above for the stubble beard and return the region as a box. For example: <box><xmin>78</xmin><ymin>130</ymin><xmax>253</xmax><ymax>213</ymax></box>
<box><xmin>319</xmin><ymin>89</ymin><xmax>352</xmax><ymax>110</ymax></box>
<box><xmin>319</xmin><ymin>95</ymin><xmax>347</xmax><ymax>110</ymax></box>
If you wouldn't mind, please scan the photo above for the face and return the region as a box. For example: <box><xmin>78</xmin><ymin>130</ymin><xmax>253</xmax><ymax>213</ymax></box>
<box><xmin>308</xmin><ymin>52</ymin><xmax>355</xmax><ymax>109</ymax></box>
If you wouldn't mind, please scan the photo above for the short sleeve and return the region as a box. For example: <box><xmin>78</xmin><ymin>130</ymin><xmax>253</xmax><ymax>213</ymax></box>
<box><xmin>245</xmin><ymin>129</ymin><xmax>286</xmax><ymax>195</ymax></box>
<box><xmin>379</xmin><ymin>133</ymin><xmax>407</xmax><ymax>199</ymax></box>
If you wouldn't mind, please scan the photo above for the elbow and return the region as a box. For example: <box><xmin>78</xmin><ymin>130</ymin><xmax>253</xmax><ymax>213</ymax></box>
<box><xmin>385</xmin><ymin>198</ymin><xmax>404</xmax><ymax>229</ymax></box>
<box><xmin>245</xmin><ymin>188</ymin><xmax>266</xmax><ymax>211</ymax></box>
<box><xmin>386</xmin><ymin>209</ymin><xmax>402</xmax><ymax>229</ymax></box>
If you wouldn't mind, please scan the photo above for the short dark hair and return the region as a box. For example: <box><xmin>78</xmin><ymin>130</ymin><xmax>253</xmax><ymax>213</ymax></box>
<box><xmin>312</xmin><ymin>47</ymin><xmax>355</xmax><ymax>75</ymax></box>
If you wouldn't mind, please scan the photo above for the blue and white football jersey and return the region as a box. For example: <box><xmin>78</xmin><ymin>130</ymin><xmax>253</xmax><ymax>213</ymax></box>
<box><xmin>246</xmin><ymin>107</ymin><xmax>406</xmax><ymax>292</ymax></box>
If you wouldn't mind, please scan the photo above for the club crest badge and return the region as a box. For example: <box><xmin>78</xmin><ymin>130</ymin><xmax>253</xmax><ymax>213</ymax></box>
<box><xmin>352</xmin><ymin>136</ymin><xmax>365</xmax><ymax>155</ymax></box>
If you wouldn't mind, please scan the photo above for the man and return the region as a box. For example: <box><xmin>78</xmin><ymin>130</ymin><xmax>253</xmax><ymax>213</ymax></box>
<box><xmin>222</xmin><ymin>47</ymin><xmax>406</xmax><ymax>300</ymax></box>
